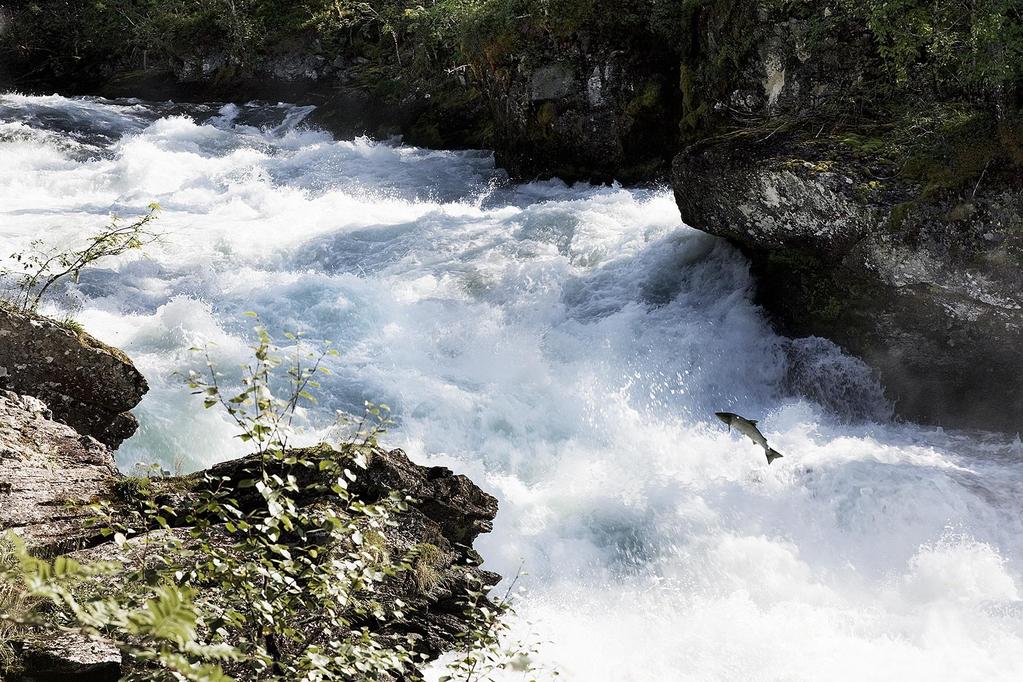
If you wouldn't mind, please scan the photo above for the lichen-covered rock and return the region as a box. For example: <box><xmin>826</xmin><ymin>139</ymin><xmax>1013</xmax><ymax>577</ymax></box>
<box><xmin>17</xmin><ymin>633</ymin><xmax>122</xmax><ymax>682</ymax></box>
<box><xmin>0</xmin><ymin>390</ymin><xmax>119</xmax><ymax>555</ymax></box>
<box><xmin>705</xmin><ymin>8</ymin><xmax>876</xmax><ymax>120</ymax></box>
<box><xmin>673</xmin><ymin>135</ymin><xmax>1023</xmax><ymax>431</ymax></box>
<box><xmin>0</xmin><ymin>306</ymin><xmax>148</xmax><ymax>448</ymax></box>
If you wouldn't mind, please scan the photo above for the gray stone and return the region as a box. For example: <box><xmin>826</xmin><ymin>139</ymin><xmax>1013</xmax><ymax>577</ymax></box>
<box><xmin>0</xmin><ymin>390</ymin><xmax>119</xmax><ymax>555</ymax></box>
<box><xmin>0</xmin><ymin>306</ymin><xmax>148</xmax><ymax>448</ymax></box>
<box><xmin>673</xmin><ymin>137</ymin><xmax>1023</xmax><ymax>431</ymax></box>
<box><xmin>19</xmin><ymin>633</ymin><xmax>121</xmax><ymax>682</ymax></box>
<box><xmin>529</xmin><ymin>65</ymin><xmax>577</xmax><ymax>102</ymax></box>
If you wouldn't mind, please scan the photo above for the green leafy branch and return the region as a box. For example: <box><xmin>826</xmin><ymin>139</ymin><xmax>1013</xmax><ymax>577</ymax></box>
<box><xmin>3</xmin><ymin>204</ymin><xmax>162</xmax><ymax>313</ymax></box>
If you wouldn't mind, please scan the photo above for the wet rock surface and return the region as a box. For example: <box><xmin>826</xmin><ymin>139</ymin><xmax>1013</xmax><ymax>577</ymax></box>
<box><xmin>0</xmin><ymin>306</ymin><xmax>148</xmax><ymax>448</ymax></box>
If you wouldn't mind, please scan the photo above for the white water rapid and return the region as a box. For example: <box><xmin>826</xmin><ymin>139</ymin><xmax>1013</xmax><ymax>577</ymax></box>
<box><xmin>2</xmin><ymin>93</ymin><xmax>1022</xmax><ymax>681</ymax></box>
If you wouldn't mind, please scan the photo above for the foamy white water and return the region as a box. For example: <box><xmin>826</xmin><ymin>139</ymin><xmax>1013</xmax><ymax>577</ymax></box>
<box><xmin>2</xmin><ymin>93</ymin><xmax>1022</xmax><ymax>681</ymax></box>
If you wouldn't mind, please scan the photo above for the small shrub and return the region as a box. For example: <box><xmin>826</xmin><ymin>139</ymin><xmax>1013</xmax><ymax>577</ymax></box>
<box><xmin>55</xmin><ymin>316</ymin><xmax>86</xmax><ymax>336</ymax></box>
<box><xmin>2</xmin><ymin>204</ymin><xmax>161</xmax><ymax>314</ymax></box>
<box><xmin>410</xmin><ymin>542</ymin><xmax>445</xmax><ymax>593</ymax></box>
<box><xmin>0</xmin><ymin>538</ymin><xmax>37</xmax><ymax>677</ymax></box>
<box><xmin>442</xmin><ymin>570</ymin><xmax>554</xmax><ymax>682</ymax></box>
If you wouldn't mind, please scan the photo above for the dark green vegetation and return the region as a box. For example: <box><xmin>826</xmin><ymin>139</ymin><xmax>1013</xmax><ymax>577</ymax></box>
<box><xmin>10</xmin><ymin>1</ymin><xmax>1019</xmax><ymax>93</ymax></box>
<box><xmin>2</xmin><ymin>1</ymin><xmax>1020</xmax><ymax>181</ymax></box>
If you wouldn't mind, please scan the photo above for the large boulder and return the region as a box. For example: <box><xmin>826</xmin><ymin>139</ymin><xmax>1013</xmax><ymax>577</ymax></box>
<box><xmin>2</xmin><ymin>422</ymin><xmax>502</xmax><ymax>678</ymax></box>
<box><xmin>673</xmin><ymin>134</ymin><xmax>1023</xmax><ymax>431</ymax></box>
<box><xmin>189</xmin><ymin>445</ymin><xmax>502</xmax><ymax>658</ymax></box>
<box><xmin>0</xmin><ymin>306</ymin><xmax>148</xmax><ymax>448</ymax></box>
<box><xmin>54</xmin><ymin>445</ymin><xmax>501</xmax><ymax>675</ymax></box>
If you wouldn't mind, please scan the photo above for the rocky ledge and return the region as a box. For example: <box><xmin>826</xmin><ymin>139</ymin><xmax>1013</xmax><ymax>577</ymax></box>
<box><xmin>674</xmin><ymin>134</ymin><xmax>1023</xmax><ymax>431</ymax></box>
<box><xmin>0</xmin><ymin>309</ymin><xmax>500</xmax><ymax>680</ymax></box>
<box><xmin>167</xmin><ymin>445</ymin><xmax>499</xmax><ymax>662</ymax></box>
<box><xmin>0</xmin><ymin>390</ymin><xmax>120</xmax><ymax>556</ymax></box>
<box><xmin>1</xmin><ymin>424</ymin><xmax>499</xmax><ymax>678</ymax></box>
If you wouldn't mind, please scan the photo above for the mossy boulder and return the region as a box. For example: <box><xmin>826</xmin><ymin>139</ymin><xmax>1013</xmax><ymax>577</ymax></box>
<box><xmin>0</xmin><ymin>306</ymin><xmax>148</xmax><ymax>448</ymax></box>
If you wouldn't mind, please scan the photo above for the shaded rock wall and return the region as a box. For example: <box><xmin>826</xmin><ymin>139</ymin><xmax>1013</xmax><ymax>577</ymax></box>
<box><xmin>475</xmin><ymin>37</ymin><xmax>680</xmax><ymax>182</ymax></box>
<box><xmin>674</xmin><ymin>136</ymin><xmax>1023</xmax><ymax>430</ymax></box>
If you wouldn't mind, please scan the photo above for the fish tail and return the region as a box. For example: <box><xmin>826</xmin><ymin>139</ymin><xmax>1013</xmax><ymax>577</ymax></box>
<box><xmin>765</xmin><ymin>448</ymin><xmax>783</xmax><ymax>465</ymax></box>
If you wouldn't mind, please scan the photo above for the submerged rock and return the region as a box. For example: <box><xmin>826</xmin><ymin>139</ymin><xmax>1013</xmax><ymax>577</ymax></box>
<box><xmin>0</xmin><ymin>306</ymin><xmax>148</xmax><ymax>448</ymax></box>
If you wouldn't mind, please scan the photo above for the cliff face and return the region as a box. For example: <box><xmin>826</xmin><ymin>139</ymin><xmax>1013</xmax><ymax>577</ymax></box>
<box><xmin>471</xmin><ymin>33</ymin><xmax>679</xmax><ymax>182</ymax></box>
<box><xmin>674</xmin><ymin>136</ymin><xmax>1023</xmax><ymax>430</ymax></box>
<box><xmin>667</xmin><ymin>3</ymin><xmax>1022</xmax><ymax>431</ymax></box>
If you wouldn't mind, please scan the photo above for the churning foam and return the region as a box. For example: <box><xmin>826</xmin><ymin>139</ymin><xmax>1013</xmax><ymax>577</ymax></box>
<box><xmin>2</xmin><ymin>94</ymin><xmax>1022</xmax><ymax>680</ymax></box>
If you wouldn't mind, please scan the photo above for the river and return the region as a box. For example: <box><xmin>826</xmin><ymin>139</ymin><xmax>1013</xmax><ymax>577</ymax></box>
<box><xmin>1</xmin><ymin>93</ymin><xmax>1022</xmax><ymax>681</ymax></box>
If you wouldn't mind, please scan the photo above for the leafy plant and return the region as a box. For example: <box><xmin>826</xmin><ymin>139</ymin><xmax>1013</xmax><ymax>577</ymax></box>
<box><xmin>0</xmin><ymin>320</ymin><xmax>542</xmax><ymax>681</ymax></box>
<box><xmin>0</xmin><ymin>538</ymin><xmax>38</xmax><ymax>677</ymax></box>
<box><xmin>842</xmin><ymin>0</ymin><xmax>1023</xmax><ymax>96</ymax></box>
<box><xmin>442</xmin><ymin>569</ymin><xmax>553</xmax><ymax>682</ymax></box>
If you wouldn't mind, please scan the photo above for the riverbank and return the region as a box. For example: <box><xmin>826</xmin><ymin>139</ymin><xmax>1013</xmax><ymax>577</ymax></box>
<box><xmin>0</xmin><ymin>303</ymin><xmax>501</xmax><ymax>680</ymax></box>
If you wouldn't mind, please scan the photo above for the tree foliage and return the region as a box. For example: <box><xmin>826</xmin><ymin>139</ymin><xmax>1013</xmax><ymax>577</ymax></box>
<box><xmin>844</xmin><ymin>0</ymin><xmax>1023</xmax><ymax>96</ymax></box>
<box><xmin>5</xmin><ymin>0</ymin><xmax>1020</xmax><ymax>120</ymax></box>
